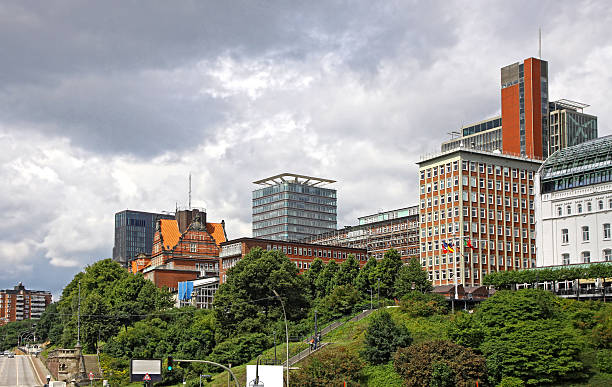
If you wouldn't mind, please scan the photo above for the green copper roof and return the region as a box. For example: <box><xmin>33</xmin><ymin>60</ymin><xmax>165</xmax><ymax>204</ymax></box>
<box><xmin>540</xmin><ymin>135</ymin><xmax>612</xmax><ymax>180</ymax></box>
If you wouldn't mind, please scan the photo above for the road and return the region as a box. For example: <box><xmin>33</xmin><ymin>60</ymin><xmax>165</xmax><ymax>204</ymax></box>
<box><xmin>0</xmin><ymin>355</ymin><xmax>45</xmax><ymax>387</ymax></box>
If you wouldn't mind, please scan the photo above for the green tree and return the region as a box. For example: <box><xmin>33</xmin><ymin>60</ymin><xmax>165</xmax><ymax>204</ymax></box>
<box><xmin>361</xmin><ymin>310</ymin><xmax>412</xmax><ymax>365</ymax></box>
<box><xmin>394</xmin><ymin>340</ymin><xmax>487</xmax><ymax>387</ymax></box>
<box><xmin>317</xmin><ymin>284</ymin><xmax>361</xmax><ymax>320</ymax></box>
<box><xmin>36</xmin><ymin>303</ymin><xmax>63</xmax><ymax>344</ymax></box>
<box><xmin>303</xmin><ymin>258</ymin><xmax>324</xmax><ymax>300</ymax></box>
<box><xmin>399</xmin><ymin>291</ymin><xmax>447</xmax><ymax>317</ymax></box>
<box><xmin>375</xmin><ymin>249</ymin><xmax>403</xmax><ymax>299</ymax></box>
<box><xmin>294</xmin><ymin>346</ymin><xmax>364</xmax><ymax>386</ymax></box>
<box><xmin>476</xmin><ymin>289</ymin><xmax>560</xmax><ymax>329</ymax></box>
<box><xmin>395</xmin><ymin>258</ymin><xmax>432</xmax><ymax>297</ymax></box>
<box><xmin>213</xmin><ymin>248</ymin><xmax>309</xmax><ymax>339</ymax></box>
<box><xmin>355</xmin><ymin>256</ymin><xmax>378</xmax><ymax>295</ymax></box>
<box><xmin>209</xmin><ymin>333</ymin><xmax>270</xmax><ymax>366</ymax></box>
<box><xmin>334</xmin><ymin>254</ymin><xmax>360</xmax><ymax>287</ymax></box>
<box><xmin>315</xmin><ymin>260</ymin><xmax>339</xmax><ymax>298</ymax></box>
<box><xmin>430</xmin><ymin>361</ymin><xmax>455</xmax><ymax>387</ymax></box>
<box><xmin>447</xmin><ymin>312</ymin><xmax>485</xmax><ymax>350</ymax></box>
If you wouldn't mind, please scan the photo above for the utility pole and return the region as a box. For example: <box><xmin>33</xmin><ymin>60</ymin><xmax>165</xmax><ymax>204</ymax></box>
<box><xmin>314</xmin><ymin>309</ymin><xmax>318</xmax><ymax>350</ymax></box>
<box><xmin>368</xmin><ymin>288</ymin><xmax>373</xmax><ymax>310</ymax></box>
<box><xmin>377</xmin><ymin>278</ymin><xmax>380</xmax><ymax>308</ymax></box>
<box><xmin>274</xmin><ymin>331</ymin><xmax>277</xmax><ymax>365</ymax></box>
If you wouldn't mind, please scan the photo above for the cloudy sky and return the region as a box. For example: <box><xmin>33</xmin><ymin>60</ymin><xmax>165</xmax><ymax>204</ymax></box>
<box><xmin>1</xmin><ymin>0</ymin><xmax>611</xmax><ymax>298</ymax></box>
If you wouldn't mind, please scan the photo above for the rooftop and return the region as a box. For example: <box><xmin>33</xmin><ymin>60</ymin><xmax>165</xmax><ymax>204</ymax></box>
<box><xmin>540</xmin><ymin>135</ymin><xmax>612</xmax><ymax>180</ymax></box>
<box><xmin>419</xmin><ymin>144</ymin><xmax>545</xmax><ymax>165</ymax></box>
<box><xmin>253</xmin><ymin>173</ymin><xmax>336</xmax><ymax>187</ymax></box>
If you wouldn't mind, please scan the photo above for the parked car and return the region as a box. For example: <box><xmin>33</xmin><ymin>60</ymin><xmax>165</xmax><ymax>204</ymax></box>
<box><xmin>7</xmin><ymin>352</ymin><xmax>15</xmax><ymax>358</ymax></box>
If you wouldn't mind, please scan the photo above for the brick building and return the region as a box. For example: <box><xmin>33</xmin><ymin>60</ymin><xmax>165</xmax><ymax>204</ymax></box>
<box><xmin>418</xmin><ymin>148</ymin><xmax>542</xmax><ymax>286</ymax></box>
<box><xmin>136</xmin><ymin>208</ymin><xmax>227</xmax><ymax>292</ymax></box>
<box><xmin>0</xmin><ymin>283</ymin><xmax>52</xmax><ymax>325</ymax></box>
<box><xmin>303</xmin><ymin>206</ymin><xmax>420</xmax><ymax>263</ymax></box>
<box><xmin>219</xmin><ymin>237</ymin><xmax>367</xmax><ymax>283</ymax></box>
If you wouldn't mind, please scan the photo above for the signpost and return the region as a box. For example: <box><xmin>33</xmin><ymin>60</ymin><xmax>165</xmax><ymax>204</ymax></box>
<box><xmin>89</xmin><ymin>372</ymin><xmax>94</xmax><ymax>387</ymax></box>
<box><xmin>130</xmin><ymin>359</ymin><xmax>163</xmax><ymax>383</ymax></box>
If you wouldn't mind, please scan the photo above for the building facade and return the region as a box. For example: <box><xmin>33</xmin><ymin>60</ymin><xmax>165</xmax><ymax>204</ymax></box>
<box><xmin>138</xmin><ymin>208</ymin><xmax>226</xmax><ymax>292</ymax></box>
<box><xmin>0</xmin><ymin>283</ymin><xmax>52</xmax><ymax>325</ymax></box>
<box><xmin>441</xmin><ymin>117</ymin><xmax>502</xmax><ymax>153</ymax></box>
<box><xmin>303</xmin><ymin>206</ymin><xmax>420</xmax><ymax>263</ymax></box>
<box><xmin>252</xmin><ymin>173</ymin><xmax>337</xmax><ymax>241</ymax></box>
<box><xmin>219</xmin><ymin>237</ymin><xmax>367</xmax><ymax>283</ymax></box>
<box><xmin>536</xmin><ymin>136</ymin><xmax>612</xmax><ymax>267</ymax></box>
<box><xmin>113</xmin><ymin>210</ymin><xmax>175</xmax><ymax>267</ymax></box>
<box><xmin>548</xmin><ymin>100</ymin><xmax>598</xmax><ymax>154</ymax></box>
<box><xmin>418</xmin><ymin>148</ymin><xmax>542</xmax><ymax>286</ymax></box>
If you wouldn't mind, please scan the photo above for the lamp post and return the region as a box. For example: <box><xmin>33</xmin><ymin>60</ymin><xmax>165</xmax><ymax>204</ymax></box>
<box><xmin>368</xmin><ymin>289</ymin><xmax>373</xmax><ymax>310</ymax></box>
<box><xmin>377</xmin><ymin>278</ymin><xmax>380</xmax><ymax>308</ymax></box>
<box><xmin>77</xmin><ymin>280</ymin><xmax>81</xmax><ymax>346</ymax></box>
<box><xmin>272</xmin><ymin>289</ymin><xmax>289</xmax><ymax>387</ymax></box>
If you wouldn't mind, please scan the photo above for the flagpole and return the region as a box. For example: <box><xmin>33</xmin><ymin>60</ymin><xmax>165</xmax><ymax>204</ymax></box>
<box><xmin>454</xmin><ymin>238</ymin><xmax>458</xmax><ymax>308</ymax></box>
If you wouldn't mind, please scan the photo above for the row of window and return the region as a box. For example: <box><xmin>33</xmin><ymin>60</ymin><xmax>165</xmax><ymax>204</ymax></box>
<box><xmin>561</xmin><ymin>250</ymin><xmax>612</xmax><ymax>264</ymax></box>
<box><xmin>265</xmin><ymin>244</ymin><xmax>366</xmax><ymax>261</ymax></box>
<box><xmin>422</xmin><ymin>240</ymin><xmax>536</xmax><ymax>254</ymax></box>
<box><xmin>420</xmin><ymin>162</ymin><xmax>535</xmax><ymax>181</ymax></box>
<box><xmin>423</xmin><ymin>223</ymin><xmax>534</xmax><ymax>239</ymax></box>
<box><xmin>421</xmin><ymin>191</ymin><xmax>535</xmax><ymax>209</ymax></box>
<box><xmin>561</xmin><ymin>224</ymin><xmax>611</xmax><ymax>243</ymax></box>
<box><xmin>422</xmin><ymin>254</ymin><xmax>532</xmax><ymax>267</ymax></box>
<box><xmin>555</xmin><ymin>198</ymin><xmax>612</xmax><ymax>216</ymax></box>
<box><xmin>422</xmin><ymin>177</ymin><xmax>534</xmax><ymax>195</ymax></box>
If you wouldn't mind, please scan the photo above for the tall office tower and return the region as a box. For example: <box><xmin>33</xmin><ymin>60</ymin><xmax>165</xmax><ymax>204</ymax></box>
<box><xmin>0</xmin><ymin>283</ymin><xmax>52</xmax><ymax>325</ymax></box>
<box><xmin>536</xmin><ymin>136</ymin><xmax>612</xmax><ymax>267</ymax></box>
<box><xmin>548</xmin><ymin>100</ymin><xmax>598</xmax><ymax>155</ymax></box>
<box><xmin>113</xmin><ymin>210</ymin><xmax>175</xmax><ymax>267</ymax></box>
<box><xmin>252</xmin><ymin>173</ymin><xmax>337</xmax><ymax>241</ymax></box>
<box><xmin>501</xmin><ymin>57</ymin><xmax>549</xmax><ymax>159</ymax></box>
<box><xmin>418</xmin><ymin>148</ymin><xmax>541</xmax><ymax>287</ymax></box>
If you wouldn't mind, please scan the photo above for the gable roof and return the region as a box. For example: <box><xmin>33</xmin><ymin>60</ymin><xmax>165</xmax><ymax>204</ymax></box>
<box><xmin>160</xmin><ymin>219</ymin><xmax>181</xmax><ymax>250</ymax></box>
<box><xmin>206</xmin><ymin>222</ymin><xmax>226</xmax><ymax>246</ymax></box>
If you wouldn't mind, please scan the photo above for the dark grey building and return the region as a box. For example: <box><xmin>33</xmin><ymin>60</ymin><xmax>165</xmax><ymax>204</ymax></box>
<box><xmin>113</xmin><ymin>210</ymin><xmax>175</xmax><ymax>267</ymax></box>
<box><xmin>252</xmin><ymin>173</ymin><xmax>337</xmax><ymax>241</ymax></box>
<box><xmin>548</xmin><ymin>99</ymin><xmax>598</xmax><ymax>155</ymax></box>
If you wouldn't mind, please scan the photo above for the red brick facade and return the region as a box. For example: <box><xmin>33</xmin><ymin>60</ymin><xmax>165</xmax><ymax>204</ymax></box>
<box><xmin>0</xmin><ymin>283</ymin><xmax>52</xmax><ymax>325</ymax></box>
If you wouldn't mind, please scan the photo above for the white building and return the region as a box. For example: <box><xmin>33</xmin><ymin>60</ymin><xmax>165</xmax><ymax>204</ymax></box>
<box><xmin>536</xmin><ymin>136</ymin><xmax>612</xmax><ymax>267</ymax></box>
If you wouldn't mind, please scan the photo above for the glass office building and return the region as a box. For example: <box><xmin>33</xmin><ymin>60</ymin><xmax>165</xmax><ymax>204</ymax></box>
<box><xmin>252</xmin><ymin>173</ymin><xmax>337</xmax><ymax>241</ymax></box>
<box><xmin>113</xmin><ymin>210</ymin><xmax>175</xmax><ymax>267</ymax></box>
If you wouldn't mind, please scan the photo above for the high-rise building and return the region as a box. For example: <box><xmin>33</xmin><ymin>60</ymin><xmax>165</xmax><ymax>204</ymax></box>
<box><xmin>252</xmin><ymin>173</ymin><xmax>337</xmax><ymax>241</ymax></box>
<box><xmin>501</xmin><ymin>57</ymin><xmax>549</xmax><ymax>159</ymax></box>
<box><xmin>113</xmin><ymin>210</ymin><xmax>175</xmax><ymax>267</ymax></box>
<box><xmin>304</xmin><ymin>206</ymin><xmax>420</xmax><ymax>263</ymax></box>
<box><xmin>442</xmin><ymin>57</ymin><xmax>597</xmax><ymax>159</ymax></box>
<box><xmin>0</xmin><ymin>283</ymin><xmax>52</xmax><ymax>325</ymax></box>
<box><xmin>548</xmin><ymin>99</ymin><xmax>598</xmax><ymax>154</ymax></box>
<box><xmin>418</xmin><ymin>148</ymin><xmax>541</xmax><ymax>286</ymax></box>
<box><xmin>536</xmin><ymin>136</ymin><xmax>612</xmax><ymax>267</ymax></box>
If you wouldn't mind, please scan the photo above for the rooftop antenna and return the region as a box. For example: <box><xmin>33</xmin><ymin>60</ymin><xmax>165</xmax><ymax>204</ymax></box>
<box><xmin>539</xmin><ymin>27</ymin><xmax>542</xmax><ymax>59</ymax></box>
<box><xmin>188</xmin><ymin>173</ymin><xmax>192</xmax><ymax>210</ymax></box>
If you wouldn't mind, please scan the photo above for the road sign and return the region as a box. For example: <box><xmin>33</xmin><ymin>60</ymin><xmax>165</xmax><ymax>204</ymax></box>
<box><xmin>143</xmin><ymin>373</ymin><xmax>151</xmax><ymax>381</ymax></box>
<box><xmin>89</xmin><ymin>372</ymin><xmax>94</xmax><ymax>380</ymax></box>
<box><xmin>130</xmin><ymin>359</ymin><xmax>163</xmax><ymax>383</ymax></box>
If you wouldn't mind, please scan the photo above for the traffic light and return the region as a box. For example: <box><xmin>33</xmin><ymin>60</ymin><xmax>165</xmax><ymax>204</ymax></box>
<box><xmin>167</xmin><ymin>356</ymin><xmax>173</xmax><ymax>371</ymax></box>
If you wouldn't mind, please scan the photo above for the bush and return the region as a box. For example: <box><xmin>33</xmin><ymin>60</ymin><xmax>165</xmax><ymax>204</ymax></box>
<box><xmin>430</xmin><ymin>361</ymin><xmax>455</xmax><ymax>387</ymax></box>
<box><xmin>497</xmin><ymin>376</ymin><xmax>524</xmax><ymax>387</ymax></box>
<box><xmin>293</xmin><ymin>346</ymin><xmax>364</xmax><ymax>386</ymax></box>
<box><xmin>399</xmin><ymin>291</ymin><xmax>447</xmax><ymax>317</ymax></box>
<box><xmin>361</xmin><ymin>310</ymin><xmax>412</xmax><ymax>365</ymax></box>
<box><xmin>210</xmin><ymin>333</ymin><xmax>271</xmax><ymax>366</ymax></box>
<box><xmin>317</xmin><ymin>284</ymin><xmax>361</xmax><ymax>320</ymax></box>
<box><xmin>394</xmin><ymin>340</ymin><xmax>487</xmax><ymax>387</ymax></box>
<box><xmin>596</xmin><ymin>349</ymin><xmax>612</xmax><ymax>374</ymax></box>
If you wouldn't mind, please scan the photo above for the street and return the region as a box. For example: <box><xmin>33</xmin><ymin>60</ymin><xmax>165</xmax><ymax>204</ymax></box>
<box><xmin>0</xmin><ymin>355</ymin><xmax>45</xmax><ymax>387</ymax></box>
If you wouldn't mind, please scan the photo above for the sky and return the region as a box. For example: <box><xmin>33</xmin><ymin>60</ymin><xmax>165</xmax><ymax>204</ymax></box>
<box><xmin>1</xmin><ymin>0</ymin><xmax>612</xmax><ymax>298</ymax></box>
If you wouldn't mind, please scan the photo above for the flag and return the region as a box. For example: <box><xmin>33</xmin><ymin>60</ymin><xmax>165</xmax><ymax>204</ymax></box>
<box><xmin>447</xmin><ymin>242</ymin><xmax>455</xmax><ymax>253</ymax></box>
<box><xmin>464</xmin><ymin>238</ymin><xmax>475</xmax><ymax>249</ymax></box>
<box><xmin>441</xmin><ymin>241</ymin><xmax>448</xmax><ymax>254</ymax></box>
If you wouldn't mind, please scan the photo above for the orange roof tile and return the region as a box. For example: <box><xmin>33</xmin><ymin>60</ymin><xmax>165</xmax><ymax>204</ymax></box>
<box><xmin>160</xmin><ymin>219</ymin><xmax>181</xmax><ymax>250</ymax></box>
<box><xmin>206</xmin><ymin>222</ymin><xmax>226</xmax><ymax>246</ymax></box>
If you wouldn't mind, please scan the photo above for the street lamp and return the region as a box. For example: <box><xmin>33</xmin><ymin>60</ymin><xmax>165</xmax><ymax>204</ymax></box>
<box><xmin>272</xmin><ymin>289</ymin><xmax>289</xmax><ymax>387</ymax></box>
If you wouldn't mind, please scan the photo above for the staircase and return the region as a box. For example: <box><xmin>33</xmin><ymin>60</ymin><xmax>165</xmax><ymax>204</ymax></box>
<box><xmin>286</xmin><ymin>308</ymin><xmax>376</xmax><ymax>366</ymax></box>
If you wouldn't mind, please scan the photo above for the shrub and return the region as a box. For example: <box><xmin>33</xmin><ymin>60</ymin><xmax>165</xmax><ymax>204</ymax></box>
<box><xmin>596</xmin><ymin>349</ymin><xmax>612</xmax><ymax>374</ymax></box>
<box><xmin>399</xmin><ymin>291</ymin><xmax>447</xmax><ymax>317</ymax></box>
<box><xmin>497</xmin><ymin>376</ymin><xmax>524</xmax><ymax>387</ymax></box>
<box><xmin>394</xmin><ymin>340</ymin><xmax>487</xmax><ymax>387</ymax></box>
<box><xmin>293</xmin><ymin>346</ymin><xmax>364</xmax><ymax>386</ymax></box>
<box><xmin>361</xmin><ymin>310</ymin><xmax>412</xmax><ymax>365</ymax></box>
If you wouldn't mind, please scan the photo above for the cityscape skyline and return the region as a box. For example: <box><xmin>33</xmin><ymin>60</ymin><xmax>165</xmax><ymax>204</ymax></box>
<box><xmin>2</xmin><ymin>1</ymin><xmax>612</xmax><ymax>298</ymax></box>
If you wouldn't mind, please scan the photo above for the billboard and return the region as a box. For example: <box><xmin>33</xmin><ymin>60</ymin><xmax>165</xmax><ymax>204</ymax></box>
<box><xmin>130</xmin><ymin>359</ymin><xmax>162</xmax><ymax>383</ymax></box>
<box><xmin>246</xmin><ymin>365</ymin><xmax>283</xmax><ymax>387</ymax></box>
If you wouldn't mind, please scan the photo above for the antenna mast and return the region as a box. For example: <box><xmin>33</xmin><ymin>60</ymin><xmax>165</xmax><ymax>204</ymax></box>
<box><xmin>539</xmin><ymin>27</ymin><xmax>542</xmax><ymax>58</ymax></box>
<box><xmin>188</xmin><ymin>173</ymin><xmax>192</xmax><ymax>210</ymax></box>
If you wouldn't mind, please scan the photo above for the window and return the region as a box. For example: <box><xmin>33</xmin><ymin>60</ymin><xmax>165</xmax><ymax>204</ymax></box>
<box><xmin>604</xmin><ymin>249</ymin><xmax>612</xmax><ymax>262</ymax></box>
<box><xmin>190</xmin><ymin>243</ymin><xmax>197</xmax><ymax>252</ymax></box>
<box><xmin>561</xmin><ymin>229</ymin><xmax>569</xmax><ymax>244</ymax></box>
<box><xmin>567</xmin><ymin>205</ymin><xmax>572</xmax><ymax>215</ymax></box>
<box><xmin>604</xmin><ymin>224</ymin><xmax>611</xmax><ymax>240</ymax></box>
<box><xmin>582</xmin><ymin>226</ymin><xmax>590</xmax><ymax>242</ymax></box>
<box><xmin>562</xmin><ymin>253</ymin><xmax>570</xmax><ymax>265</ymax></box>
<box><xmin>582</xmin><ymin>251</ymin><xmax>590</xmax><ymax>264</ymax></box>
<box><xmin>557</xmin><ymin>206</ymin><xmax>563</xmax><ymax>216</ymax></box>
<box><xmin>577</xmin><ymin>203</ymin><xmax>583</xmax><ymax>213</ymax></box>
<box><xmin>587</xmin><ymin>202</ymin><xmax>592</xmax><ymax>212</ymax></box>
<box><xmin>599</xmin><ymin>200</ymin><xmax>604</xmax><ymax>210</ymax></box>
